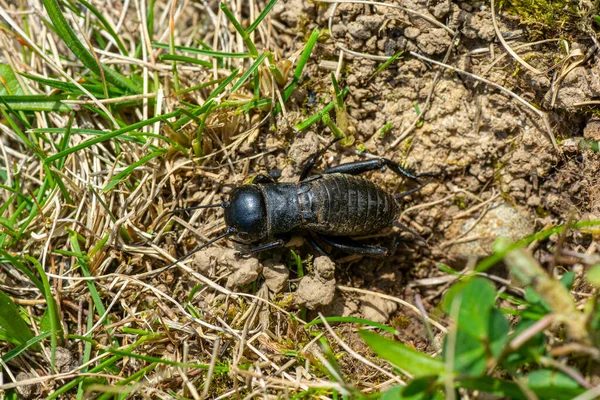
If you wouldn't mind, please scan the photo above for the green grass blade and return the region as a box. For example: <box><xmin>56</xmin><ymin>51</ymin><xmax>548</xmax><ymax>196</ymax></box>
<box><xmin>173</xmin><ymin>68</ymin><xmax>240</xmax><ymax>129</ymax></box>
<box><xmin>76</xmin><ymin>303</ymin><xmax>95</xmax><ymax>400</ymax></box>
<box><xmin>40</xmin><ymin>0</ymin><xmax>140</xmax><ymax>93</ymax></box>
<box><xmin>0</xmin><ymin>290</ymin><xmax>35</xmax><ymax>347</ymax></box>
<box><xmin>13</xmin><ymin>179</ymin><xmax>52</xmax><ymax>243</ymax></box>
<box><xmin>293</xmin><ymin>88</ymin><xmax>349</xmax><ymax>132</ymax></box>
<box><xmin>102</xmin><ymin>149</ymin><xmax>167</xmax><ymax>193</ymax></box>
<box><xmin>77</xmin><ymin>0</ymin><xmax>128</xmax><ymax>55</ymax></box>
<box><xmin>0</xmin><ymin>95</ymin><xmax>73</xmax><ymax>112</ymax></box>
<box><xmin>281</xmin><ymin>28</ymin><xmax>319</xmax><ymax>103</ymax></box>
<box><xmin>220</xmin><ymin>2</ymin><xmax>258</xmax><ymax>57</ymax></box>
<box><xmin>48</xmin><ymin>335</ymin><xmax>162</xmax><ymax>399</ymax></box>
<box><xmin>476</xmin><ymin>219</ymin><xmax>600</xmax><ymax>272</ymax></box>
<box><xmin>0</xmin><ymin>250</ymin><xmax>44</xmax><ymax>292</ymax></box>
<box><xmin>96</xmin><ymin>363</ymin><xmax>158</xmax><ymax>400</ymax></box>
<box><xmin>21</xmin><ymin>73</ymin><xmax>124</xmax><ymax>97</ymax></box>
<box><xmin>27</xmin><ymin>256</ymin><xmax>63</xmax><ymax>370</ymax></box>
<box><xmin>44</xmin><ymin>109</ymin><xmax>182</xmax><ymax>165</ymax></box>
<box><xmin>246</xmin><ymin>0</ymin><xmax>279</xmax><ymax>34</ymax></box>
<box><xmin>0</xmin><ymin>64</ymin><xmax>25</xmax><ymax>95</ymax></box>
<box><xmin>158</xmin><ymin>54</ymin><xmax>213</xmax><ymax>68</ymax></box>
<box><xmin>330</xmin><ymin>72</ymin><xmax>343</xmax><ymax>109</ymax></box>
<box><xmin>67</xmin><ymin>230</ymin><xmax>108</xmax><ymax>323</ymax></box>
<box><xmin>371</xmin><ymin>50</ymin><xmax>404</xmax><ymax>79</ymax></box>
<box><xmin>1</xmin><ymin>332</ymin><xmax>50</xmax><ymax>363</ymax></box>
<box><xmin>305</xmin><ymin>316</ymin><xmax>399</xmax><ymax>335</ymax></box>
<box><xmin>230</xmin><ymin>52</ymin><xmax>267</xmax><ymax>92</ymax></box>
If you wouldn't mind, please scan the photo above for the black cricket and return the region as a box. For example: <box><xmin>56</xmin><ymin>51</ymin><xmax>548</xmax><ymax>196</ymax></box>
<box><xmin>161</xmin><ymin>137</ymin><xmax>433</xmax><ymax>264</ymax></box>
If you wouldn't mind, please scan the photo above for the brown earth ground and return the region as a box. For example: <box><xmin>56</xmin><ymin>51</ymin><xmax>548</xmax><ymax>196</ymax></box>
<box><xmin>2</xmin><ymin>0</ymin><xmax>600</xmax><ymax>398</ymax></box>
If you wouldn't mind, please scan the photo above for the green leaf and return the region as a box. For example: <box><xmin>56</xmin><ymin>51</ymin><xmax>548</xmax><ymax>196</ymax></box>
<box><xmin>381</xmin><ymin>385</ymin><xmax>405</xmax><ymax>400</ymax></box>
<box><xmin>445</xmin><ymin>330</ymin><xmax>486</xmax><ymax>377</ymax></box>
<box><xmin>442</xmin><ymin>277</ymin><xmax>496</xmax><ymax>339</ymax></box>
<box><xmin>381</xmin><ymin>382</ymin><xmax>444</xmax><ymax>400</ymax></box>
<box><xmin>504</xmin><ymin>319</ymin><xmax>546</xmax><ymax>368</ymax></box>
<box><xmin>402</xmin><ymin>375</ymin><xmax>442</xmax><ymax>399</ymax></box>
<box><xmin>0</xmin><ymin>64</ymin><xmax>24</xmax><ymax>95</ymax></box>
<box><xmin>0</xmin><ymin>290</ymin><xmax>35</xmax><ymax>347</ymax></box>
<box><xmin>526</xmin><ymin>370</ymin><xmax>586</xmax><ymax>400</ymax></box>
<box><xmin>442</xmin><ymin>278</ymin><xmax>509</xmax><ymax>376</ymax></box>
<box><xmin>458</xmin><ymin>376</ymin><xmax>526</xmax><ymax>399</ymax></box>
<box><xmin>559</xmin><ymin>271</ymin><xmax>575</xmax><ymax>290</ymax></box>
<box><xmin>488</xmin><ymin>308</ymin><xmax>509</xmax><ymax>358</ymax></box>
<box><xmin>360</xmin><ymin>330</ymin><xmax>444</xmax><ymax>377</ymax></box>
<box><xmin>586</xmin><ymin>264</ymin><xmax>600</xmax><ymax>287</ymax></box>
<box><xmin>3</xmin><ymin>390</ymin><xmax>18</xmax><ymax>400</ymax></box>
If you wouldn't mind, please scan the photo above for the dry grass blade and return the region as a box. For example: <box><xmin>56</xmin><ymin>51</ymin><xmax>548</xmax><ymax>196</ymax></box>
<box><xmin>490</xmin><ymin>0</ymin><xmax>543</xmax><ymax>75</ymax></box>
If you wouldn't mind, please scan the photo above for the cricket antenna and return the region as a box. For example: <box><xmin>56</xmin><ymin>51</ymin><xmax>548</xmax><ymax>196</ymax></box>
<box><xmin>162</xmin><ymin>227</ymin><xmax>235</xmax><ymax>270</ymax></box>
<box><xmin>154</xmin><ymin>202</ymin><xmax>228</xmax><ymax>230</ymax></box>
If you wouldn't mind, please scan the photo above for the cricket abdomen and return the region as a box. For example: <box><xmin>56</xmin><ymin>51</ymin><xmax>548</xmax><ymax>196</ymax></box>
<box><xmin>298</xmin><ymin>173</ymin><xmax>397</xmax><ymax>236</ymax></box>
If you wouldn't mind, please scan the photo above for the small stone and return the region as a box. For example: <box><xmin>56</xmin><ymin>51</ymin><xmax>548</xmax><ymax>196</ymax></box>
<box><xmin>404</xmin><ymin>27</ymin><xmax>421</xmax><ymax>39</ymax></box>
<box><xmin>460</xmin><ymin>2</ymin><xmax>473</xmax><ymax>11</ymax></box>
<box><xmin>331</xmin><ymin>23</ymin><xmax>347</xmax><ymax>38</ymax></box>
<box><xmin>15</xmin><ymin>372</ymin><xmax>41</xmax><ymax>399</ymax></box>
<box><xmin>446</xmin><ymin>202</ymin><xmax>535</xmax><ymax>261</ymax></box>
<box><xmin>294</xmin><ymin>276</ymin><xmax>336</xmax><ymax>309</ymax></box>
<box><xmin>356</xmin><ymin>15</ymin><xmax>384</xmax><ymax>30</ymax></box>
<box><xmin>431</xmin><ymin>1</ymin><xmax>450</xmax><ymax>18</ymax></box>
<box><xmin>347</xmin><ymin>21</ymin><xmax>371</xmax><ymax>40</ymax></box>
<box><xmin>192</xmin><ymin>247</ymin><xmax>262</xmax><ymax>289</ymax></box>
<box><xmin>360</xmin><ymin>294</ymin><xmax>398</xmax><ymax>323</ymax></box>
<box><xmin>53</xmin><ymin>347</ymin><xmax>74</xmax><ymax>372</ymax></box>
<box><xmin>288</xmin><ymin>132</ymin><xmax>319</xmax><ymax>165</ymax></box>
<box><xmin>226</xmin><ymin>257</ymin><xmax>262</xmax><ymax>289</ymax></box>
<box><xmin>294</xmin><ymin>256</ymin><xmax>337</xmax><ymax>309</ymax></box>
<box><xmin>527</xmin><ymin>196</ymin><xmax>541</xmax><ymax>207</ymax></box>
<box><xmin>192</xmin><ymin>247</ymin><xmax>237</xmax><ymax>274</ymax></box>
<box><xmin>314</xmin><ymin>256</ymin><xmax>336</xmax><ymax>281</ymax></box>
<box><xmin>416</xmin><ymin>28</ymin><xmax>452</xmax><ymax>55</ymax></box>
<box><xmin>584</xmin><ymin>119</ymin><xmax>600</xmax><ymax>141</ymax></box>
<box><xmin>262</xmin><ymin>259</ymin><xmax>289</xmax><ymax>293</ymax></box>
